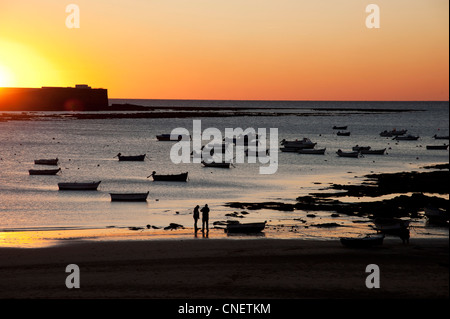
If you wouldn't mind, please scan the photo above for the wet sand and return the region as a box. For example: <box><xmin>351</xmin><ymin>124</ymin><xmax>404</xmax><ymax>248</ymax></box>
<box><xmin>0</xmin><ymin>237</ymin><xmax>447</xmax><ymax>299</ymax></box>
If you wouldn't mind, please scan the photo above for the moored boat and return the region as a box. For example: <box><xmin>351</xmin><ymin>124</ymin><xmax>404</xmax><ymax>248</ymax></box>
<box><xmin>336</xmin><ymin>131</ymin><xmax>351</xmax><ymax>136</ymax></box>
<box><xmin>298</xmin><ymin>148</ymin><xmax>326</xmax><ymax>155</ymax></box>
<box><xmin>352</xmin><ymin>145</ymin><xmax>371</xmax><ymax>152</ymax></box>
<box><xmin>360</xmin><ymin>148</ymin><xmax>386</xmax><ymax>155</ymax></box>
<box><xmin>433</xmin><ymin>134</ymin><xmax>449</xmax><ymax>140</ymax></box>
<box><xmin>393</xmin><ymin>135</ymin><xmax>419</xmax><ymax>141</ymax></box>
<box><xmin>225</xmin><ymin>222</ymin><xmax>266</xmax><ymax>234</ymax></box>
<box><xmin>156</xmin><ymin>134</ymin><xmax>190</xmax><ymax>141</ymax></box>
<box><xmin>424</xmin><ymin>206</ymin><xmax>449</xmax><ymax>226</ymax></box>
<box><xmin>34</xmin><ymin>158</ymin><xmax>59</xmax><ymax>166</ymax></box>
<box><xmin>380</xmin><ymin>129</ymin><xmax>407</xmax><ymax>137</ymax></box>
<box><xmin>29</xmin><ymin>168</ymin><xmax>61</xmax><ymax>175</ymax></box>
<box><xmin>336</xmin><ymin>149</ymin><xmax>359</xmax><ymax>158</ymax></box>
<box><xmin>280</xmin><ymin>138</ymin><xmax>316</xmax><ymax>149</ymax></box>
<box><xmin>426</xmin><ymin>145</ymin><xmax>448</xmax><ymax>150</ymax></box>
<box><xmin>202</xmin><ymin>161</ymin><xmax>231</xmax><ymax>168</ymax></box>
<box><xmin>148</xmin><ymin>171</ymin><xmax>188</xmax><ymax>182</ymax></box>
<box><xmin>373</xmin><ymin>218</ymin><xmax>410</xmax><ymax>234</ymax></box>
<box><xmin>58</xmin><ymin>181</ymin><xmax>101</xmax><ymax>190</ymax></box>
<box><xmin>116</xmin><ymin>153</ymin><xmax>146</xmax><ymax>161</ymax></box>
<box><xmin>340</xmin><ymin>234</ymin><xmax>384</xmax><ymax>248</ymax></box>
<box><xmin>333</xmin><ymin>126</ymin><xmax>348</xmax><ymax>130</ymax></box>
<box><xmin>110</xmin><ymin>192</ymin><xmax>149</xmax><ymax>202</ymax></box>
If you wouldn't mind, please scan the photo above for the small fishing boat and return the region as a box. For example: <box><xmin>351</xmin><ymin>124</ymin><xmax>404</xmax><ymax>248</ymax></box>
<box><xmin>336</xmin><ymin>131</ymin><xmax>351</xmax><ymax>136</ymax></box>
<box><xmin>58</xmin><ymin>181</ymin><xmax>101</xmax><ymax>190</ymax></box>
<box><xmin>280</xmin><ymin>147</ymin><xmax>301</xmax><ymax>153</ymax></box>
<box><xmin>298</xmin><ymin>148</ymin><xmax>326</xmax><ymax>155</ymax></box>
<box><xmin>110</xmin><ymin>191</ymin><xmax>149</xmax><ymax>202</ymax></box>
<box><xmin>340</xmin><ymin>234</ymin><xmax>384</xmax><ymax>248</ymax></box>
<box><xmin>280</xmin><ymin>138</ymin><xmax>316</xmax><ymax>149</ymax></box>
<box><xmin>148</xmin><ymin>171</ymin><xmax>188</xmax><ymax>182</ymax></box>
<box><xmin>393</xmin><ymin>135</ymin><xmax>419</xmax><ymax>141</ymax></box>
<box><xmin>156</xmin><ymin>134</ymin><xmax>190</xmax><ymax>141</ymax></box>
<box><xmin>380</xmin><ymin>129</ymin><xmax>407</xmax><ymax>137</ymax></box>
<box><xmin>333</xmin><ymin>126</ymin><xmax>348</xmax><ymax>130</ymax></box>
<box><xmin>380</xmin><ymin>131</ymin><xmax>393</xmax><ymax>137</ymax></box>
<box><xmin>34</xmin><ymin>158</ymin><xmax>59</xmax><ymax>166</ymax></box>
<box><xmin>373</xmin><ymin>218</ymin><xmax>410</xmax><ymax>234</ymax></box>
<box><xmin>29</xmin><ymin>168</ymin><xmax>61</xmax><ymax>175</ymax></box>
<box><xmin>433</xmin><ymin>134</ymin><xmax>449</xmax><ymax>140</ymax></box>
<box><xmin>225</xmin><ymin>222</ymin><xmax>266</xmax><ymax>234</ymax></box>
<box><xmin>360</xmin><ymin>148</ymin><xmax>386</xmax><ymax>155</ymax></box>
<box><xmin>352</xmin><ymin>145</ymin><xmax>371</xmax><ymax>152</ymax></box>
<box><xmin>336</xmin><ymin>149</ymin><xmax>359</xmax><ymax>158</ymax></box>
<box><xmin>116</xmin><ymin>153</ymin><xmax>146</xmax><ymax>161</ymax></box>
<box><xmin>202</xmin><ymin>161</ymin><xmax>231</xmax><ymax>168</ymax></box>
<box><xmin>424</xmin><ymin>206</ymin><xmax>449</xmax><ymax>226</ymax></box>
<box><xmin>426</xmin><ymin>145</ymin><xmax>448</xmax><ymax>150</ymax></box>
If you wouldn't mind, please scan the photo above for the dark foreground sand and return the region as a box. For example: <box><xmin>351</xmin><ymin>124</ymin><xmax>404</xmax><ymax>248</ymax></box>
<box><xmin>0</xmin><ymin>238</ymin><xmax>448</xmax><ymax>299</ymax></box>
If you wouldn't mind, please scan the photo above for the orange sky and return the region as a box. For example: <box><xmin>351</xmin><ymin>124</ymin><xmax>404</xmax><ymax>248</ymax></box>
<box><xmin>0</xmin><ymin>0</ymin><xmax>448</xmax><ymax>100</ymax></box>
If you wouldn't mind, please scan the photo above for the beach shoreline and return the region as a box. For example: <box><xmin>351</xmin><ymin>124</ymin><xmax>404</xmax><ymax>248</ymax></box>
<box><xmin>0</xmin><ymin>236</ymin><xmax>447</xmax><ymax>299</ymax></box>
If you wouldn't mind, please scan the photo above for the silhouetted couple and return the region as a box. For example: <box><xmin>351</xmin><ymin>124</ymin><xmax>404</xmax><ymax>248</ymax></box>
<box><xmin>193</xmin><ymin>204</ymin><xmax>210</xmax><ymax>237</ymax></box>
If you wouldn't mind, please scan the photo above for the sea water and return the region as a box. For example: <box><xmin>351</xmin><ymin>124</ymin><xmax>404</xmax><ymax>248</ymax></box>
<box><xmin>0</xmin><ymin>101</ymin><xmax>448</xmax><ymax>240</ymax></box>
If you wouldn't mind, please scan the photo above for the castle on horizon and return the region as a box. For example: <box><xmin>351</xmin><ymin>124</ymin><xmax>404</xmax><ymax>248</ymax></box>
<box><xmin>0</xmin><ymin>85</ymin><xmax>108</xmax><ymax>111</ymax></box>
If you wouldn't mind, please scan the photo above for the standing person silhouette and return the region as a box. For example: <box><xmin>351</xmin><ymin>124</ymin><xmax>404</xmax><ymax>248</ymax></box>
<box><xmin>193</xmin><ymin>205</ymin><xmax>200</xmax><ymax>233</ymax></box>
<box><xmin>201</xmin><ymin>204</ymin><xmax>210</xmax><ymax>236</ymax></box>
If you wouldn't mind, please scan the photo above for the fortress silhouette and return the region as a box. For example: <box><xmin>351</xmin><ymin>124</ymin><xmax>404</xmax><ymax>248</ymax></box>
<box><xmin>0</xmin><ymin>85</ymin><xmax>108</xmax><ymax>111</ymax></box>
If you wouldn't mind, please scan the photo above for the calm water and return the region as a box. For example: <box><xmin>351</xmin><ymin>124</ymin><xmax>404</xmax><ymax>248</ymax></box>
<box><xmin>0</xmin><ymin>101</ymin><xmax>448</xmax><ymax>239</ymax></box>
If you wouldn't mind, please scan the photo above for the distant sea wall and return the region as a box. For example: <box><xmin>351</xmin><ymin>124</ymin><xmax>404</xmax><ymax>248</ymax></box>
<box><xmin>0</xmin><ymin>85</ymin><xmax>108</xmax><ymax>111</ymax></box>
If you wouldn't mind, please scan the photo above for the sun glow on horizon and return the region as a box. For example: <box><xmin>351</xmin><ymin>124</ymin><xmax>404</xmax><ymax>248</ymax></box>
<box><xmin>0</xmin><ymin>0</ymin><xmax>448</xmax><ymax>100</ymax></box>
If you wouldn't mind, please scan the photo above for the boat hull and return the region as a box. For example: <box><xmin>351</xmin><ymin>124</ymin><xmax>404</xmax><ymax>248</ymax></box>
<box><xmin>298</xmin><ymin>148</ymin><xmax>326</xmax><ymax>154</ymax></box>
<box><xmin>226</xmin><ymin>222</ymin><xmax>266</xmax><ymax>234</ymax></box>
<box><xmin>336</xmin><ymin>151</ymin><xmax>359</xmax><ymax>158</ymax></box>
<box><xmin>110</xmin><ymin>192</ymin><xmax>149</xmax><ymax>202</ymax></box>
<box><xmin>118</xmin><ymin>154</ymin><xmax>146</xmax><ymax>161</ymax></box>
<box><xmin>58</xmin><ymin>181</ymin><xmax>101</xmax><ymax>190</ymax></box>
<box><xmin>202</xmin><ymin>161</ymin><xmax>231</xmax><ymax>168</ymax></box>
<box><xmin>426</xmin><ymin>145</ymin><xmax>448</xmax><ymax>150</ymax></box>
<box><xmin>151</xmin><ymin>172</ymin><xmax>188</xmax><ymax>182</ymax></box>
<box><xmin>29</xmin><ymin>168</ymin><xmax>61</xmax><ymax>175</ymax></box>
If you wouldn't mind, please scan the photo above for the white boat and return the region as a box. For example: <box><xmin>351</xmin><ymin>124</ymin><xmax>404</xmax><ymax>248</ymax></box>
<box><xmin>58</xmin><ymin>181</ymin><xmax>101</xmax><ymax>190</ymax></box>
<box><xmin>110</xmin><ymin>192</ymin><xmax>149</xmax><ymax>202</ymax></box>
<box><xmin>336</xmin><ymin>149</ymin><xmax>359</xmax><ymax>158</ymax></box>
<box><xmin>373</xmin><ymin>218</ymin><xmax>410</xmax><ymax>233</ymax></box>
<box><xmin>424</xmin><ymin>206</ymin><xmax>449</xmax><ymax>226</ymax></box>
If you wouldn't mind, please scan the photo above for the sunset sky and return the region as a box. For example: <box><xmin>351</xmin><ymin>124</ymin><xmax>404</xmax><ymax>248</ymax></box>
<box><xmin>0</xmin><ymin>0</ymin><xmax>448</xmax><ymax>100</ymax></box>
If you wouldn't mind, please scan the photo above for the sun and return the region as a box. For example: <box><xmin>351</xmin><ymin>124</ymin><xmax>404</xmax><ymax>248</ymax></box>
<box><xmin>0</xmin><ymin>65</ymin><xmax>13</xmax><ymax>87</ymax></box>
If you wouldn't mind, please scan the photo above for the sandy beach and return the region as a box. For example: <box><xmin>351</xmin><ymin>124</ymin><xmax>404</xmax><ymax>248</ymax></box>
<box><xmin>0</xmin><ymin>236</ymin><xmax>447</xmax><ymax>299</ymax></box>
